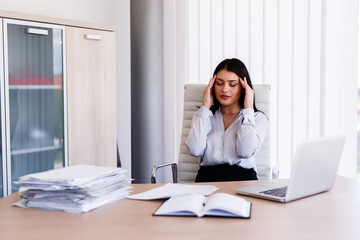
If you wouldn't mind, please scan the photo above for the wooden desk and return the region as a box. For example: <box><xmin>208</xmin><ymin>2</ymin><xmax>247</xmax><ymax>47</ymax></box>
<box><xmin>0</xmin><ymin>176</ymin><xmax>359</xmax><ymax>240</ymax></box>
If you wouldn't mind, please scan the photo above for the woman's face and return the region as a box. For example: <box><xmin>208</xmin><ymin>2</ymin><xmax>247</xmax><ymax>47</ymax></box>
<box><xmin>214</xmin><ymin>69</ymin><xmax>242</xmax><ymax>108</ymax></box>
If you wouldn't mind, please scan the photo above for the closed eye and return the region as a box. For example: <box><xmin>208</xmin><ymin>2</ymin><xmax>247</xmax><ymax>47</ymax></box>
<box><xmin>216</xmin><ymin>80</ymin><xmax>224</xmax><ymax>86</ymax></box>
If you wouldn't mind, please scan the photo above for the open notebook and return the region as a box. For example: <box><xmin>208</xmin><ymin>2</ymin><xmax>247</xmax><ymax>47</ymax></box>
<box><xmin>153</xmin><ymin>193</ymin><xmax>251</xmax><ymax>218</ymax></box>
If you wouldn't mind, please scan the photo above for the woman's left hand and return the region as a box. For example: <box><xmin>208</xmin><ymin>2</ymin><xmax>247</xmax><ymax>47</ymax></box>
<box><xmin>239</xmin><ymin>77</ymin><xmax>254</xmax><ymax>109</ymax></box>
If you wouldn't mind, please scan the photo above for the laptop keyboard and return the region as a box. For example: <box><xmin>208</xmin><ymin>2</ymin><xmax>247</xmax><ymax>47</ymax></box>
<box><xmin>260</xmin><ymin>186</ymin><xmax>288</xmax><ymax>197</ymax></box>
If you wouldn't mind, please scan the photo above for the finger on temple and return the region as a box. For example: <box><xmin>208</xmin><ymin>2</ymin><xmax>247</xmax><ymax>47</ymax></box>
<box><xmin>239</xmin><ymin>77</ymin><xmax>245</xmax><ymax>87</ymax></box>
<box><xmin>209</xmin><ymin>76</ymin><xmax>216</xmax><ymax>87</ymax></box>
<box><xmin>243</xmin><ymin>77</ymin><xmax>249</xmax><ymax>88</ymax></box>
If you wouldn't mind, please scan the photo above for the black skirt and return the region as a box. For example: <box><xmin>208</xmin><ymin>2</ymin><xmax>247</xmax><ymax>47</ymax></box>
<box><xmin>195</xmin><ymin>164</ymin><xmax>258</xmax><ymax>182</ymax></box>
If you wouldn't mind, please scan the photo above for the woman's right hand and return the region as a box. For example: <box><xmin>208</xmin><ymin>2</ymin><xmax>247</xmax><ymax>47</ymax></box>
<box><xmin>202</xmin><ymin>75</ymin><xmax>216</xmax><ymax>109</ymax></box>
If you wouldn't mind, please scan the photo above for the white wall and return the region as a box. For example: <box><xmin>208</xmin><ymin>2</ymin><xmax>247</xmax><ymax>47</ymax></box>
<box><xmin>0</xmin><ymin>0</ymin><xmax>132</xmax><ymax>177</ymax></box>
<box><xmin>164</xmin><ymin>0</ymin><xmax>359</xmax><ymax>179</ymax></box>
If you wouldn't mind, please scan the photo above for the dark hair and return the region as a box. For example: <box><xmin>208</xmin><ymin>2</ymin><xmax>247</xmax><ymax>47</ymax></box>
<box><xmin>210</xmin><ymin>58</ymin><xmax>259</xmax><ymax>114</ymax></box>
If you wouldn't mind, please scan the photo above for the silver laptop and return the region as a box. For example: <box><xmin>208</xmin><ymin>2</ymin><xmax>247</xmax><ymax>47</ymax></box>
<box><xmin>235</xmin><ymin>135</ymin><xmax>346</xmax><ymax>202</ymax></box>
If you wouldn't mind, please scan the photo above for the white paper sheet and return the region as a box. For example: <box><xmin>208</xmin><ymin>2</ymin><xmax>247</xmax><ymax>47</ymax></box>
<box><xmin>16</xmin><ymin>165</ymin><xmax>127</xmax><ymax>187</ymax></box>
<box><xmin>126</xmin><ymin>183</ymin><xmax>218</xmax><ymax>200</ymax></box>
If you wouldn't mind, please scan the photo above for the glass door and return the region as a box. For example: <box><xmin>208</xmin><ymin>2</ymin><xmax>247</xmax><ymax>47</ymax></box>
<box><xmin>0</xmin><ymin>18</ymin><xmax>5</xmax><ymax>198</ymax></box>
<box><xmin>3</xmin><ymin>19</ymin><xmax>67</xmax><ymax>194</ymax></box>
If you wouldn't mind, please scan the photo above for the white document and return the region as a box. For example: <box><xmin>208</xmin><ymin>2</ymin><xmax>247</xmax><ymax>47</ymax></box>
<box><xmin>16</xmin><ymin>164</ymin><xmax>127</xmax><ymax>187</ymax></box>
<box><xmin>126</xmin><ymin>183</ymin><xmax>218</xmax><ymax>200</ymax></box>
<box><xmin>14</xmin><ymin>187</ymin><xmax>131</xmax><ymax>213</ymax></box>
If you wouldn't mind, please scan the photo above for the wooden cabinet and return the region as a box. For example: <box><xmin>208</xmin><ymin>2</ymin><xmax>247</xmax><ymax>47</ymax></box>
<box><xmin>0</xmin><ymin>10</ymin><xmax>117</xmax><ymax>196</ymax></box>
<box><xmin>66</xmin><ymin>27</ymin><xmax>116</xmax><ymax>167</ymax></box>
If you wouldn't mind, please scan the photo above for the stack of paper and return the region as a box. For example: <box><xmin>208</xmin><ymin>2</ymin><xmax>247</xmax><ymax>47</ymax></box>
<box><xmin>14</xmin><ymin>165</ymin><xmax>131</xmax><ymax>213</ymax></box>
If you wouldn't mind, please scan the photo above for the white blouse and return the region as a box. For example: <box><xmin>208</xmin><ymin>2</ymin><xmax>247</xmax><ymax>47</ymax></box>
<box><xmin>185</xmin><ymin>106</ymin><xmax>268</xmax><ymax>170</ymax></box>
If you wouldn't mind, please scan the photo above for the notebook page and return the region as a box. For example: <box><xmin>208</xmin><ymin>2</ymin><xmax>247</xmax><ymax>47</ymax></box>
<box><xmin>154</xmin><ymin>194</ymin><xmax>206</xmax><ymax>216</ymax></box>
<box><xmin>203</xmin><ymin>193</ymin><xmax>251</xmax><ymax>218</ymax></box>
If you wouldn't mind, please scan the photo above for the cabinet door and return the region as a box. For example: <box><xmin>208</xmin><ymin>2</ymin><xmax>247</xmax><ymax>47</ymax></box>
<box><xmin>3</xmin><ymin>19</ymin><xmax>67</xmax><ymax>194</ymax></box>
<box><xmin>66</xmin><ymin>27</ymin><xmax>116</xmax><ymax>167</ymax></box>
<box><xmin>0</xmin><ymin>18</ymin><xmax>4</xmax><ymax>197</ymax></box>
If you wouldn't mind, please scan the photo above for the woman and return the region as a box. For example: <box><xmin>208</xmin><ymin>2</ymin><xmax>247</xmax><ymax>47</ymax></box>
<box><xmin>186</xmin><ymin>58</ymin><xmax>268</xmax><ymax>182</ymax></box>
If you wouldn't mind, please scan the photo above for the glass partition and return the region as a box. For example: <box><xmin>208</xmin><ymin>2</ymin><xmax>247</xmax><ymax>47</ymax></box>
<box><xmin>0</xmin><ymin>18</ymin><xmax>4</xmax><ymax>198</ymax></box>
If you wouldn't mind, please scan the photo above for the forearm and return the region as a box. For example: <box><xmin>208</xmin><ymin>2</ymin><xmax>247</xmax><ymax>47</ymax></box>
<box><xmin>185</xmin><ymin>107</ymin><xmax>213</xmax><ymax>157</ymax></box>
<box><xmin>236</xmin><ymin>109</ymin><xmax>268</xmax><ymax>158</ymax></box>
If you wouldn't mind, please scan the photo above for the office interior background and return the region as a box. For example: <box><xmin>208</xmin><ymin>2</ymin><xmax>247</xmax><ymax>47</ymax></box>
<box><xmin>0</xmin><ymin>0</ymin><xmax>359</xmax><ymax>183</ymax></box>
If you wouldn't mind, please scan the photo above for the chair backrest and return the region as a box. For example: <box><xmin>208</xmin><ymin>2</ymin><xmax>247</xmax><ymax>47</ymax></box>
<box><xmin>178</xmin><ymin>83</ymin><xmax>271</xmax><ymax>182</ymax></box>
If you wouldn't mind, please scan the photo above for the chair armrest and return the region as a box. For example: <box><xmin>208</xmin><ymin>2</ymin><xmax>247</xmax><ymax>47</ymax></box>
<box><xmin>151</xmin><ymin>162</ymin><xmax>178</xmax><ymax>183</ymax></box>
<box><xmin>272</xmin><ymin>166</ymin><xmax>279</xmax><ymax>179</ymax></box>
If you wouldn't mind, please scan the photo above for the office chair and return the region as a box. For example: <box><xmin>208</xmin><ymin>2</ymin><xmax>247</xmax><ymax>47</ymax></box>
<box><xmin>151</xmin><ymin>83</ymin><xmax>271</xmax><ymax>183</ymax></box>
